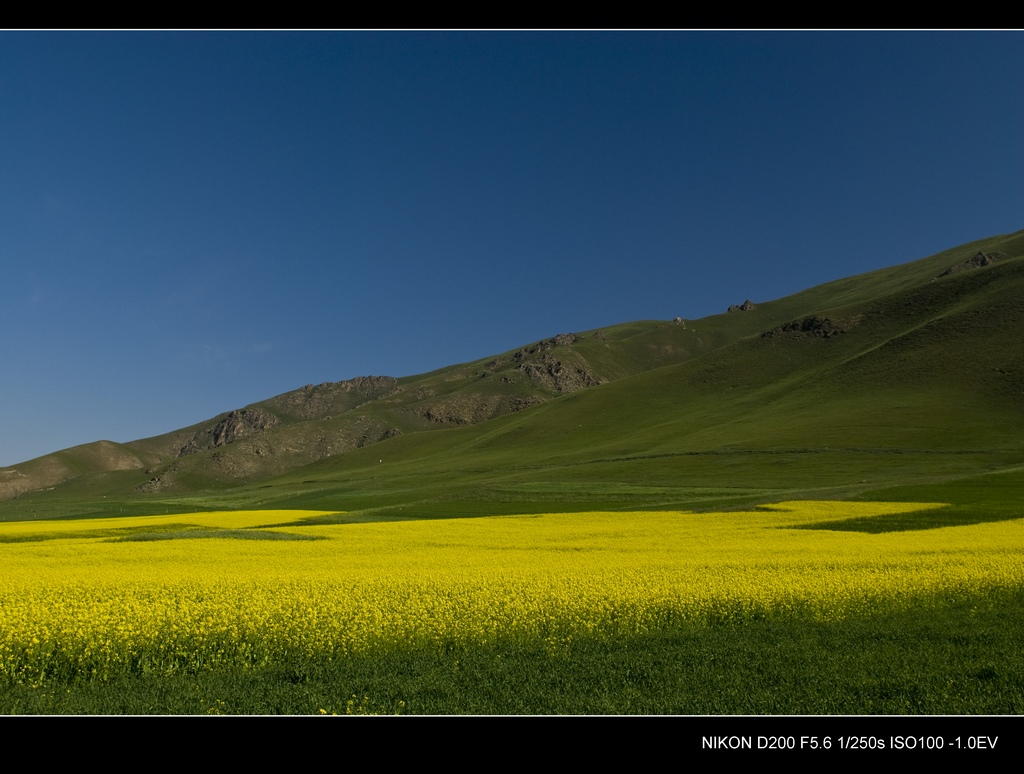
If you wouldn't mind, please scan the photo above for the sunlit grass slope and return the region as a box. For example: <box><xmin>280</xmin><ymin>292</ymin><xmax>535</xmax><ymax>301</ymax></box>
<box><xmin>3</xmin><ymin>228</ymin><xmax>1024</xmax><ymax>521</ymax></box>
<box><xmin>2</xmin><ymin>503</ymin><xmax>1023</xmax><ymax>714</ymax></box>
<box><xmin>252</xmin><ymin>236</ymin><xmax>1024</xmax><ymax>514</ymax></box>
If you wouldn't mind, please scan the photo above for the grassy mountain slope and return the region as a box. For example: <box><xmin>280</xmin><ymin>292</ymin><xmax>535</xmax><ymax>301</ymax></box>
<box><xmin>2</xmin><ymin>228</ymin><xmax>1023</xmax><ymax>522</ymax></box>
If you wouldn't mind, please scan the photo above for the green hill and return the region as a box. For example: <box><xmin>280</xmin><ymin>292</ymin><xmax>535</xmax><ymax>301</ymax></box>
<box><xmin>3</xmin><ymin>228</ymin><xmax>1023</xmax><ymax>522</ymax></box>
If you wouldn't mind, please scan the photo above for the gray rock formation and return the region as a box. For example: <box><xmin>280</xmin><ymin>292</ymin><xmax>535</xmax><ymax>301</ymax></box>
<box><xmin>727</xmin><ymin>299</ymin><xmax>757</xmax><ymax>312</ymax></box>
<box><xmin>762</xmin><ymin>315</ymin><xmax>858</xmax><ymax>339</ymax></box>
<box><xmin>178</xmin><ymin>407</ymin><xmax>280</xmax><ymax>456</ymax></box>
<box><xmin>938</xmin><ymin>251</ymin><xmax>1006</xmax><ymax>277</ymax></box>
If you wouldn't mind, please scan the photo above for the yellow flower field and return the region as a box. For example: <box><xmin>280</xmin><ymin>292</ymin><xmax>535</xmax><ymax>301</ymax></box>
<box><xmin>1</xmin><ymin>501</ymin><xmax>1022</xmax><ymax>686</ymax></box>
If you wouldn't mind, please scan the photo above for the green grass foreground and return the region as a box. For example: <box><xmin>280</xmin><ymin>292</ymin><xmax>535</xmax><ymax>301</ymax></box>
<box><xmin>3</xmin><ymin>589</ymin><xmax>1022</xmax><ymax>715</ymax></box>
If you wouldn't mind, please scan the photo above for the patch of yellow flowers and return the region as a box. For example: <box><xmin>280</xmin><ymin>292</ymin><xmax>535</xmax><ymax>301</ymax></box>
<box><xmin>1</xmin><ymin>502</ymin><xmax>1021</xmax><ymax>684</ymax></box>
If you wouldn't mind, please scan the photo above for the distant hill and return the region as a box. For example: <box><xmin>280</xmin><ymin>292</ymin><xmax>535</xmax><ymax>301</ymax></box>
<box><xmin>3</xmin><ymin>227</ymin><xmax>1024</xmax><ymax>522</ymax></box>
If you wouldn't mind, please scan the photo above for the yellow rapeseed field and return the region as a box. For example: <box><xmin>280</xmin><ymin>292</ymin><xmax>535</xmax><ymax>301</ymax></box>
<box><xmin>1</xmin><ymin>501</ymin><xmax>1022</xmax><ymax>685</ymax></box>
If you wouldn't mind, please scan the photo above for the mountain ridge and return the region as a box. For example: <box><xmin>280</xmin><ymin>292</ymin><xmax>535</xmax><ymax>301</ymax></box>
<box><xmin>3</xmin><ymin>227</ymin><xmax>1023</xmax><ymax>519</ymax></box>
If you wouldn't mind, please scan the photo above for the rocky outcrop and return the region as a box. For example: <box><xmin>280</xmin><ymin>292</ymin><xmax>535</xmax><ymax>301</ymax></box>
<box><xmin>486</xmin><ymin>332</ymin><xmax>590</xmax><ymax>373</ymax></box>
<box><xmin>178</xmin><ymin>407</ymin><xmax>280</xmax><ymax>457</ymax></box>
<box><xmin>728</xmin><ymin>299</ymin><xmax>757</xmax><ymax>312</ymax></box>
<box><xmin>477</xmin><ymin>332</ymin><xmax>606</xmax><ymax>395</ymax></box>
<box><xmin>136</xmin><ymin>461</ymin><xmax>183</xmax><ymax>493</ymax></box>
<box><xmin>211</xmin><ymin>408</ymin><xmax>278</xmax><ymax>447</ymax></box>
<box><xmin>762</xmin><ymin>315</ymin><xmax>859</xmax><ymax>340</ymax></box>
<box><xmin>938</xmin><ymin>251</ymin><xmax>1006</xmax><ymax>277</ymax></box>
<box><xmin>161</xmin><ymin>415</ymin><xmax>405</xmax><ymax>485</ymax></box>
<box><xmin>355</xmin><ymin>426</ymin><xmax>402</xmax><ymax>447</ymax></box>
<box><xmin>262</xmin><ymin>376</ymin><xmax>399</xmax><ymax>420</ymax></box>
<box><xmin>511</xmin><ymin>333</ymin><xmax>584</xmax><ymax>362</ymax></box>
<box><xmin>516</xmin><ymin>356</ymin><xmax>603</xmax><ymax>393</ymax></box>
<box><xmin>0</xmin><ymin>469</ymin><xmax>35</xmax><ymax>500</ymax></box>
<box><xmin>420</xmin><ymin>395</ymin><xmax>543</xmax><ymax>426</ymax></box>
<box><xmin>136</xmin><ymin>475</ymin><xmax>171</xmax><ymax>493</ymax></box>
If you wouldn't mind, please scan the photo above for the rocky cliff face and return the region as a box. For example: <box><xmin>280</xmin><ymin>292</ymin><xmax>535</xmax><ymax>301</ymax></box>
<box><xmin>178</xmin><ymin>407</ymin><xmax>280</xmax><ymax>456</ymax></box>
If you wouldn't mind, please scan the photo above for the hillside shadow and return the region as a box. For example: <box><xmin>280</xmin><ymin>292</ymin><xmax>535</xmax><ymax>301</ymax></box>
<box><xmin>0</xmin><ymin>523</ymin><xmax>324</xmax><ymax>544</ymax></box>
<box><xmin>108</xmin><ymin>528</ymin><xmax>325</xmax><ymax>542</ymax></box>
<box><xmin>793</xmin><ymin>506</ymin><xmax>1021</xmax><ymax>533</ymax></box>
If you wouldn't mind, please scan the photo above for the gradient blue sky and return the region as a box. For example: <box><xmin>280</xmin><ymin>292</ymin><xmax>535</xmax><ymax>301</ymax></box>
<box><xmin>2</xmin><ymin>31</ymin><xmax>1022</xmax><ymax>465</ymax></box>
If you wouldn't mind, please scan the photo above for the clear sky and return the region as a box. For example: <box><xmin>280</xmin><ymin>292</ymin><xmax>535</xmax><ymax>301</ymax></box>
<box><xmin>2</xmin><ymin>31</ymin><xmax>1022</xmax><ymax>466</ymax></box>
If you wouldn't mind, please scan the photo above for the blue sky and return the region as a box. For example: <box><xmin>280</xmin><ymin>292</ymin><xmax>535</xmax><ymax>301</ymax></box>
<box><xmin>2</xmin><ymin>31</ymin><xmax>1022</xmax><ymax>465</ymax></box>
